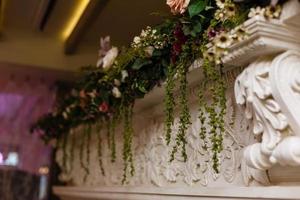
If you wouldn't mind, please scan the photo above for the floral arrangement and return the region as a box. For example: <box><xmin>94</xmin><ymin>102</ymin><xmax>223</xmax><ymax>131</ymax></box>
<box><xmin>31</xmin><ymin>0</ymin><xmax>284</xmax><ymax>183</ymax></box>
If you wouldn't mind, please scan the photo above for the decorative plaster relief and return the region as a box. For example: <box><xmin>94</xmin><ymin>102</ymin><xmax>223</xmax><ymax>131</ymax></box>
<box><xmin>235</xmin><ymin>51</ymin><xmax>300</xmax><ymax>171</ymax></box>
<box><xmin>57</xmin><ymin>76</ymin><xmax>269</xmax><ymax>187</ymax></box>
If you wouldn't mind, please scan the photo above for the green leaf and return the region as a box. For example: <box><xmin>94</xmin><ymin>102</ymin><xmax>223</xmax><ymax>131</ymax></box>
<box><xmin>182</xmin><ymin>24</ymin><xmax>191</xmax><ymax>36</ymax></box>
<box><xmin>193</xmin><ymin>22</ymin><xmax>202</xmax><ymax>34</ymax></box>
<box><xmin>188</xmin><ymin>0</ymin><xmax>206</xmax><ymax>18</ymax></box>
<box><xmin>138</xmin><ymin>85</ymin><xmax>147</xmax><ymax>93</ymax></box>
<box><xmin>131</xmin><ymin>59</ymin><xmax>152</xmax><ymax>70</ymax></box>
<box><xmin>152</xmin><ymin>49</ymin><xmax>162</xmax><ymax>57</ymax></box>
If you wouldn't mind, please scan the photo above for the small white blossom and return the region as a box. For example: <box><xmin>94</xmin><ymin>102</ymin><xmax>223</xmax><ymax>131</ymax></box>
<box><xmin>214</xmin><ymin>33</ymin><xmax>233</xmax><ymax>49</ymax></box>
<box><xmin>133</xmin><ymin>36</ymin><xmax>141</xmax><ymax>44</ymax></box>
<box><xmin>112</xmin><ymin>87</ymin><xmax>122</xmax><ymax>98</ymax></box>
<box><xmin>114</xmin><ymin>79</ymin><xmax>121</xmax><ymax>86</ymax></box>
<box><xmin>248</xmin><ymin>7</ymin><xmax>265</xmax><ymax>18</ymax></box>
<box><xmin>62</xmin><ymin>112</ymin><xmax>68</xmax><ymax>119</ymax></box>
<box><xmin>216</xmin><ymin>0</ymin><xmax>226</xmax><ymax>9</ymax></box>
<box><xmin>121</xmin><ymin>70</ymin><xmax>128</xmax><ymax>82</ymax></box>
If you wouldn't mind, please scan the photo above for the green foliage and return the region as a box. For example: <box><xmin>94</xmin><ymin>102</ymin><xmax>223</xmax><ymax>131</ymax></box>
<box><xmin>79</xmin><ymin>126</ymin><xmax>89</xmax><ymax>182</ymax></box>
<box><xmin>164</xmin><ymin>64</ymin><xmax>176</xmax><ymax>145</ymax></box>
<box><xmin>188</xmin><ymin>0</ymin><xmax>207</xmax><ymax>18</ymax></box>
<box><xmin>96</xmin><ymin>122</ymin><xmax>105</xmax><ymax>176</ymax></box>
<box><xmin>170</xmin><ymin>62</ymin><xmax>191</xmax><ymax>162</ymax></box>
<box><xmin>122</xmin><ymin>104</ymin><xmax>135</xmax><ymax>184</ymax></box>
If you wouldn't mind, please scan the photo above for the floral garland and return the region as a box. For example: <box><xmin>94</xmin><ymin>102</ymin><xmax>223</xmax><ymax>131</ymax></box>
<box><xmin>31</xmin><ymin>0</ymin><xmax>284</xmax><ymax>183</ymax></box>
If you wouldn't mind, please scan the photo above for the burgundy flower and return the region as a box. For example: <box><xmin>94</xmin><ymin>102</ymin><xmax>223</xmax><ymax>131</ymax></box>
<box><xmin>171</xmin><ymin>24</ymin><xmax>187</xmax><ymax>63</ymax></box>
<box><xmin>99</xmin><ymin>102</ymin><xmax>109</xmax><ymax>113</ymax></box>
<box><xmin>172</xmin><ymin>42</ymin><xmax>182</xmax><ymax>55</ymax></box>
<box><xmin>208</xmin><ymin>28</ymin><xmax>217</xmax><ymax>39</ymax></box>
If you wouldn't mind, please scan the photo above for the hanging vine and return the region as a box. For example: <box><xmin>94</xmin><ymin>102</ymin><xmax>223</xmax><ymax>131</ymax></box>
<box><xmin>164</xmin><ymin>64</ymin><xmax>176</xmax><ymax>146</ymax></box>
<box><xmin>170</xmin><ymin>61</ymin><xmax>191</xmax><ymax>162</ymax></box>
<box><xmin>79</xmin><ymin>126</ymin><xmax>89</xmax><ymax>182</ymax></box>
<box><xmin>96</xmin><ymin>122</ymin><xmax>105</xmax><ymax>176</ymax></box>
<box><xmin>121</xmin><ymin>104</ymin><xmax>135</xmax><ymax>184</ymax></box>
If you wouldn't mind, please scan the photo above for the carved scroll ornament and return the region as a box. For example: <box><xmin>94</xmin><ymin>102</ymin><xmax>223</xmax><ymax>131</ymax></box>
<box><xmin>235</xmin><ymin>50</ymin><xmax>300</xmax><ymax>170</ymax></box>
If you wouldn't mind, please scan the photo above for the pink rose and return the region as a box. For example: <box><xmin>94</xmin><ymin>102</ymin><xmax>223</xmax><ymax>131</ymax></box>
<box><xmin>167</xmin><ymin>0</ymin><xmax>190</xmax><ymax>15</ymax></box>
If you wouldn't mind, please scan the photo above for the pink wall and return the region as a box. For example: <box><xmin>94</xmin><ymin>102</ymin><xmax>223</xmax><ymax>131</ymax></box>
<box><xmin>0</xmin><ymin>71</ymin><xmax>56</xmax><ymax>174</ymax></box>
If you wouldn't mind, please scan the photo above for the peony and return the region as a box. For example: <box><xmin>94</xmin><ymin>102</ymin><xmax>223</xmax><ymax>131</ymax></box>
<box><xmin>167</xmin><ymin>0</ymin><xmax>190</xmax><ymax>15</ymax></box>
<box><xmin>102</xmin><ymin>47</ymin><xmax>118</xmax><ymax>70</ymax></box>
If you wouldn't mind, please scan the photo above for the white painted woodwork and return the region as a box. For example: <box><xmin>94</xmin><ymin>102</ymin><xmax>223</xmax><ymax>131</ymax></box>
<box><xmin>54</xmin><ymin>1</ymin><xmax>300</xmax><ymax>199</ymax></box>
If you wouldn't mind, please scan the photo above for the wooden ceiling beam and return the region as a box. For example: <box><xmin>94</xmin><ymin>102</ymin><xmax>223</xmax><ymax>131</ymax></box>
<box><xmin>0</xmin><ymin>0</ymin><xmax>6</xmax><ymax>35</ymax></box>
<box><xmin>64</xmin><ymin>0</ymin><xmax>109</xmax><ymax>55</ymax></box>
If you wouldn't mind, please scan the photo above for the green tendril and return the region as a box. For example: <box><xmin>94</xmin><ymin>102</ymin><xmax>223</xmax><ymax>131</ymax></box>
<box><xmin>96</xmin><ymin>122</ymin><xmax>105</xmax><ymax>176</ymax></box>
<box><xmin>164</xmin><ymin>64</ymin><xmax>176</xmax><ymax>145</ymax></box>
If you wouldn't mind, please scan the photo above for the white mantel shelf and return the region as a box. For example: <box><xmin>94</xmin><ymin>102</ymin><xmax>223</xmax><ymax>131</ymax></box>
<box><xmin>54</xmin><ymin>186</ymin><xmax>300</xmax><ymax>200</ymax></box>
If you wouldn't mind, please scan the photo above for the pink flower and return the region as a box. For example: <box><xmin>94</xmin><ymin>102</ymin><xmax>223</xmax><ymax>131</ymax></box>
<box><xmin>98</xmin><ymin>102</ymin><xmax>109</xmax><ymax>113</ymax></box>
<box><xmin>167</xmin><ymin>0</ymin><xmax>190</xmax><ymax>15</ymax></box>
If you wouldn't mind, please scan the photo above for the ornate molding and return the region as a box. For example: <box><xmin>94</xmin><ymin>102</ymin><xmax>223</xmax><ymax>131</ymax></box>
<box><xmin>235</xmin><ymin>50</ymin><xmax>300</xmax><ymax>171</ymax></box>
<box><xmin>56</xmin><ymin>85</ymin><xmax>263</xmax><ymax>187</ymax></box>
<box><xmin>222</xmin><ymin>6</ymin><xmax>300</xmax><ymax>68</ymax></box>
<box><xmin>54</xmin><ymin>186</ymin><xmax>300</xmax><ymax>200</ymax></box>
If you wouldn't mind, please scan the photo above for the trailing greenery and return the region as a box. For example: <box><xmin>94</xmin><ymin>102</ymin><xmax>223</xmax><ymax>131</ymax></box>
<box><xmin>164</xmin><ymin>64</ymin><xmax>176</xmax><ymax>146</ymax></box>
<box><xmin>79</xmin><ymin>126</ymin><xmax>89</xmax><ymax>182</ymax></box>
<box><xmin>30</xmin><ymin>0</ymin><xmax>284</xmax><ymax>183</ymax></box>
<box><xmin>121</xmin><ymin>104</ymin><xmax>135</xmax><ymax>184</ymax></box>
<box><xmin>96</xmin><ymin>122</ymin><xmax>105</xmax><ymax>176</ymax></box>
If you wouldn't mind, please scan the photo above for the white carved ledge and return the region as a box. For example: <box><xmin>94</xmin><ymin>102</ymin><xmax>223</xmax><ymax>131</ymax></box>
<box><xmin>54</xmin><ymin>186</ymin><xmax>300</xmax><ymax>200</ymax></box>
<box><xmin>223</xmin><ymin>0</ymin><xmax>300</xmax><ymax>68</ymax></box>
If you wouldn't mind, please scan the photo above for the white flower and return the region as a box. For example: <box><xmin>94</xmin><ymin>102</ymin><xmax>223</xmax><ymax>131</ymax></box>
<box><xmin>230</xmin><ymin>26</ymin><xmax>247</xmax><ymax>42</ymax></box>
<box><xmin>214</xmin><ymin>33</ymin><xmax>233</xmax><ymax>49</ymax></box>
<box><xmin>114</xmin><ymin>79</ymin><xmax>121</xmax><ymax>86</ymax></box>
<box><xmin>112</xmin><ymin>87</ymin><xmax>121</xmax><ymax>98</ymax></box>
<box><xmin>215</xmin><ymin>9</ymin><xmax>226</xmax><ymax>21</ymax></box>
<box><xmin>225</xmin><ymin>4</ymin><xmax>236</xmax><ymax>18</ymax></box>
<box><xmin>248</xmin><ymin>7</ymin><xmax>265</xmax><ymax>18</ymax></box>
<box><xmin>62</xmin><ymin>112</ymin><xmax>68</xmax><ymax>119</ymax></box>
<box><xmin>144</xmin><ymin>46</ymin><xmax>154</xmax><ymax>57</ymax></box>
<box><xmin>121</xmin><ymin>70</ymin><xmax>128</xmax><ymax>82</ymax></box>
<box><xmin>102</xmin><ymin>47</ymin><xmax>118</xmax><ymax>70</ymax></box>
<box><xmin>216</xmin><ymin>0</ymin><xmax>226</xmax><ymax>9</ymax></box>
<box><xmin>141</xmin><ymin>29</ymin><xmax>147</xmax><ymax>37</ymax></box>
<box><xmin>264</xmin><ymin>5</ymin><xmax>282</xmax><ymax>19</ymax></box>
<box><xmin>133</xmin><ymin>36</ymin><xmax>141</xmax><ymax>44</ymax></box>
<box><xmin>66</xmin><ymin>107</ymin><xmax>71</xmax><ymax>113</ymax></box>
